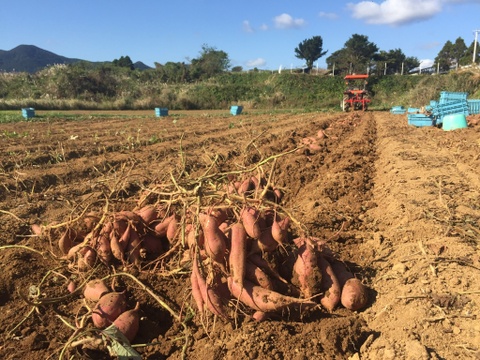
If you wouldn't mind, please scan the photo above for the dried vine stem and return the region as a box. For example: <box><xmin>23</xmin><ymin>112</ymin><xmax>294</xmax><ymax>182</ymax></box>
<box><xmin>101</xmin><ymin>272</ymin><xmax>181</xmax><ymax>323</ymax></box>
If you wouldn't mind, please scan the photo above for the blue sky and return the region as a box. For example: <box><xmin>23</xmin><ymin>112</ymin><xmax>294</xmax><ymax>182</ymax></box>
<box><xmin>1</xmin><ymin>0</ymin><xmax>480</xmax><ymax>71</ymax></box>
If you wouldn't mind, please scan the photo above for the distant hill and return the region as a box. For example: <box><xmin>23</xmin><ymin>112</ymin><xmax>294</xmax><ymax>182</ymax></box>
<box><xmin>0</xmin><ymin>45</ymin><xmax>152</xmax><ymax>73</ymax></box>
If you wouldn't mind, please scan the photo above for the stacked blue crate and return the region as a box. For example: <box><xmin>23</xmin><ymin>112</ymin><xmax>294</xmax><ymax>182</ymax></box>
<box><xmin>467</xmin><ymin>99</ymin><xmax>480</xmax><ymax>114</ymax></box>
<box><xmin>439</xmin><ymin>91</ymin><xmax>468</xmax><ymax>104</ymax></box>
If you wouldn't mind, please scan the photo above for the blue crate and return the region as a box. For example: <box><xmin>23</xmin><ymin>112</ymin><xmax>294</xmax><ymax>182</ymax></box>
<box><xmin>407</xmin><ymin>113</ymin><xmax>435</xmax><ymax>127</ymax></box>
<box><xmin>467</xmin><ymin>99</ymin><xmax>480</xmax><ymax>114</ymax></box>
<box><xmin>21</xmin><ymin>107</ymin><xmax>35</xmax><ymax>119</ymax></box>
<box><xmin>439</xmin><ymin>91</ymin><xmax>468</xmax><ymax>104</ymax></box>
<box><xmin>230</xmin><ymin>105</ymin><xmax>243</xmax><ymax>115</ymax></box>
<box><xmin>155</xmin><ymin>108</ymin><xmax>168</xmax><ymax>117</ymax></box>
<box><xmin>390</xmin><ymin>106</ymin><xmax>406</xmax><ymax>114</ymax></box>
<box><xmin>431</xmin><ymin>100</ymin><xmax>469</xmax><ymax>117</ymax></box>
<box><xmin>407</xmin><ymin>107</ymin><xmax>420</xmax><ymax>113</ymax></box>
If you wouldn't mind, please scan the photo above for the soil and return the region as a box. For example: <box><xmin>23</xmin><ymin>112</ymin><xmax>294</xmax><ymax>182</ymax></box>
<box><xmin>0</xmin><ymin>109</ymin><xmax>479</xmax><ymax>360</ymax></box>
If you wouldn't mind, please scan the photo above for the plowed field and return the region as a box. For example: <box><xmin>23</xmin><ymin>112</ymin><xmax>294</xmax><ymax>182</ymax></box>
<box><xmin>1</xmin><ymin>110</ymin><xmax>479</xmax><ymax>359</ymax></box>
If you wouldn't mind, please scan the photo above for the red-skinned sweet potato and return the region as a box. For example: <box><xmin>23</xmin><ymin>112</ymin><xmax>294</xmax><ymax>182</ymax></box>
<box><xmin>245</xmin><ymin>261</ymin><xmax>274</xmax><ymax>290</ymax></box>
<box><xmin>92</xmin><ymin>291</ymin><xmax>127</xmax><ymax>328</ymax></box>
<box><xmin>198</xmin><ymin>213</ymin><xmax>227</xmax><ymax>266</ymax></box>
<box><xmin>229</xmin><ymin>222</ymin><xmax>247</xmax><ymax>287</ymax></box>
<box><xmin>292</xmin><ymin>237</ymin><xmax>322</xmax><ymax>299</ymax></box>
<box><xmin>240</xmin><ymin>207</ymin><xmax>262</xmax><ymax>239</ymax></box>
<box><xmin>228</xmin><ymin>277</ymin><xmax>316</xmax><ymax>313</ymax></box>
<box><xmin>113</xmin><ymin>302</ymin><xmax>141</xmax><ymax>342</ymax></box>
<box><xmin>341</xmin><ymin>278</ymin><xmax>368</xmax><ymax>311</ymax></box>
<box><xmin>84</xmin><ymin>279</ymin><xmax>110</xmax><ymax>302</ymax></box>
<box><xmin>317</xmin><ymin>255</ymin><xmax>341</xmax><ymax>311</ymax></box>
<box><xmin>192</xmin><ymin>256</ymin><xmax>228</xmax><ymax>320</ymax></box>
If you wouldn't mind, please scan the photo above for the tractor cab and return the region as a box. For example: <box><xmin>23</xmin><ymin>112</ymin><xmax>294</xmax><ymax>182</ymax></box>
<box><xmin>342</xmin><ymin>74</ymin><xmax>371</xmax><ymax>111</ymax></box>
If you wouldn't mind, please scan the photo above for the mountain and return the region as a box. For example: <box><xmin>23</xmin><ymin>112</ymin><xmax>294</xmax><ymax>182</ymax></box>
<box><xmin>0</xmin><ymin>45</ymin><xmax>152</xmax><ymax>73</ymax></box>
<box><xmin>0</xmin><ymin>45</ymin><xmax>82</xmax><ymax>73</ymax></box>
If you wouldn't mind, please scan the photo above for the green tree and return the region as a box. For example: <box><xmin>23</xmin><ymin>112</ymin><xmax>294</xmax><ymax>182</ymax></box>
<box><xmin>435</xmin><ymin>37</ymin><xmax>468</xmax><ymax>71</ymax></box>
<box><xmin>327</xmin><ymin>34</ymin><xmax>378</xmax><ymax>75</ymax></box>
<box><xmin>460</xmin><ymin>39</ymin><xmax>479</xmax><ymax>65</ymax></box>
<box><xmin>190</xmin><ymin>44</ymin><xmax>230</xmax><ymax>80</ymax></box>
<box><xmin>374</xmin><ymin>49</ymin><xmax>419</xmax><ymax>75</ymax></box>
<box><xmin>113</xmin><ymin>55</ymin><xmax>134</xmax><ymax>70</ymax></box>
<box><xmin>294</xmin><ymin>36</ymin><xmax>328</xmax><ymax>72</ymax></box>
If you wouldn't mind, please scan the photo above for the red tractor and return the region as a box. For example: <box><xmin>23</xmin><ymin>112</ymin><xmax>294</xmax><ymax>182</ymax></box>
<box><xmin>342</xmin><ymin>74</ymin><xmax>371</xmax><ymax>111</ymax></box>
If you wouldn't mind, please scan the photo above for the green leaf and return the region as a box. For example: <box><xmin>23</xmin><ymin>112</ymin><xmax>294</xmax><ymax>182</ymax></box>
<box><xmin>102</xmin><ymin>324</ymin><xmax>141</xmax><ymax>360</ymax></box>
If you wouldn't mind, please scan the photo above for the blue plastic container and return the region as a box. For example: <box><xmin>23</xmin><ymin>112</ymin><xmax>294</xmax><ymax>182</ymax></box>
<box><xmin>467</xmin><ymin>99</ymin><xmax>480</xmax><ymax>114</ymax></box>
<box><xmin>407</xmin><ymin>107</ymin><xmax>420</xmax><ymax>113</ymax></box>
<box><xmin>155</xmin><ymin>108</ymin><xmax>168</xmax><ymax>117</ymax></box>
<box><xmin>407</xmin><ymin>113</ymin><xmax>435</xmax><ymax>127</ymax></box>
<box><xmin>431</xmin><ymin>100</ymin><xmax>469</xmax><ymax>117</ymax></box>
<box><xmin>390</xmin><ymin>106</ymin><xmax>405</xmax><ymax>114</ymax></box>
<box><xmin>442</xmin><ymin>113</ymin><xmax>468</xmax><ymax>131</ymax></box>
<box><xmin>230</xmin><ymin>105</ymin><xmax>243</xmax><ymax>115</ymax></box>
<box><xmin>439</xmin><ymin>91</ymin><xmax>468</xmax><ymax>104</ymax></box>
<box><xmin>22</xmin><ymin>108</ymin><xmax>35</xmax><ymax>119</ymax></box>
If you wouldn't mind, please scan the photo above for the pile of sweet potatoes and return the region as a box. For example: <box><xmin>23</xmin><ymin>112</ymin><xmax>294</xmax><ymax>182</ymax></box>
<box><xmin>45</xmin><ymin>172</ymin><xmax>368</xmax><ymax>334</ymax></box>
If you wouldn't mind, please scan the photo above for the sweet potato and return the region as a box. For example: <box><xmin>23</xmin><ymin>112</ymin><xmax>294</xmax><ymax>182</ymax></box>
<box><xmin>292</xmin><ymin>237</ymin><xmax>322</xmax><ymax>298</ymax></box>
<box><xmin>30</xmin><ymin>224</ymin><xmax>43</xmax><ymax>236</ymax></box>
<box><xmin>67</xmin><ymin>281</ymin><xmax>76</xmax><ymax>293</ymax></box>
<box><xmin>186</xmin><ymin>226</ymin><xmax>204</xmax><ymax>249</ymax></box>
<box><xmin>126</xmin><ymin>228</ymin><xmax>143</xmax><ymax>266</ymax></box>
<box><xmin>95</xmin><ymin>223</ymin><xmax>113</xmax><ymax>264</ymax></box>
<box><xmin>84</xmin><ymin>279</ymin><xmax>110</xmax><ymax>302</ymax></box>
<box><xmin>113</xmin><ymin>302</ymin><xmax>141</xmax><ymax>342</ymax></box>
<box><xmin>317</xmin><ymin>255</ymin><xmax>341</xmax><ymax>311</ymax></box>
<box><xmin>166</xmin><ymin>215</ymin><xmax>179</xmax><ymax>243</ymax></box>
<box><xmin>199</xmin><ymin>213</ymin><xmax>227</xmax><ymax>266</ymax></box>
<box><xmin>329</xmin><ymin>259</ymin><xmax>354</xmax><ymax>286</ymax></box>
<box><xmin>142</xmin><ymin>232</ymin><xmax>164</xmax><ymax>257</ymax></box>
<box><xmin>271</xmin><ymin>214</ymin><xmax>289</xmax><ymax>244</ymax></box>
<box><xmin>110</xmin><ymin>222</ymin><xmax>132</xmax><ymax>261</ymax></box>
<box><xmin>245</xmin><ymin>261</ymin><xmax>274</xmax><ymax>290</ymax></box>
<box><xmin>248</xmin><ymin>253</ymin><xmax>300</xmax><ymax>297</ymax></box>
<box><xmin>92</xmin><ymin>291</ymin><xmax>127</xmax><ymax>328</ymax></box>
<box><xmin>238</xmin><ymin>177</ymin><xmax>255</xmax><ymax>195</ymax></box>
<box><xmin>206</xmin><ymin>208</ymin><xmax>229</xmax><ymax>226</ymax></box>
<box><xmin>153</xmin><ymin>214</ymin><xmax>175</xmax><ymax>238</ymax></box>
<box><xmin>228</xmin><ymin>277</ymin><xmax>316</xmax><ymax>313</ymax></box>
<box><xmin>341</xmin><ymin>278</ymin><xmax>368</xmax><ymax>311</ymax></box>
<box><xmin>192</xmin><ymin>256</ymin><xmax>228</xmax><ymax>320</ymax></box>
<box><xmin>329</xmin><ymin>260</ymin><xmax>368</xmax><ymax>310</ymax></box>
<box><xmin>135</xmin><ymin>205</ymin><xmax>161</xmax><ymax>224</ymax></box>
<box><xmin>59</xmin><ymin>228</ymin><xmax>84</xmax><ymax>255</ymax></box>
<box><xmin>240</xmin><ymin>207</ymin><xmax>262</xmax><ymax>239</ymax></box>
<box><xmin>83</xmin><ymin>213</ymin><xmax>100</xmax><ymax>233</ymax></box>
<box><xmin>190</xmin><ymin>266</ymin><xmax>204</xmax><ymax>313</ymax></box>
<box><xmin>229</xmin><ymin>222</ymin><xmax>247</xmax><ymax>287</ymax></box>
<box><xmin>77</xmin><ymin>246</ymin><xmax>96</xmax><ymax>271</ymax></box>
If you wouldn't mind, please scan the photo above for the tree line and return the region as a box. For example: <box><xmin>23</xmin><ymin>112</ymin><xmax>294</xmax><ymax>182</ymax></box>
<box><xmin>294</xmin><ymin>34</ymin><xmax>479</xmax><ymax>75</ymax></box>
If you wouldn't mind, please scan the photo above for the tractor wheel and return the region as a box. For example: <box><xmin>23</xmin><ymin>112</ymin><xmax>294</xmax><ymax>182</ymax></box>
<box><xmin>342</xmin><ymin>96</ymin><xmax>349</xmax><ymax>112</ymax></box>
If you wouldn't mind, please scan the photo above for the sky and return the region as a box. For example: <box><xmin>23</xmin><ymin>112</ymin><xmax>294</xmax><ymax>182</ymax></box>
<box><xmin>1</xmin><ymin>0</ymin><xmax>480</xmax><ymax>71</ymax></box>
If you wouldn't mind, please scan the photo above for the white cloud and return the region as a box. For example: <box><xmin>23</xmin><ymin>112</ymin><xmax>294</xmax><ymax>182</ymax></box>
<box><xmin>259</xmin><ymin>24</ymin><xmax>268</xmax><ymax>31</ymax></box>
<box><xmin>243</xmin><ymin>20</ymin><xmax>254</xmax><ymax>33</ymax></box>
<box><xmin>318</xmin><ymin>11</ymin><xmax>338</xmax><ymax>20</ymax></box>
<box><xmin>246</xmin><ymin>58</ymin><xmax>266</xmax><ymax>68</ymax></box>
<box><xmin>347</xmin><ymin>0</ymin><xmax>443</xmax><ymax>26</ymax></box>
<box><xmin>274</xmin><ymin>13</ymin><xmax>306</xmax><ymax>29</ymax></box>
